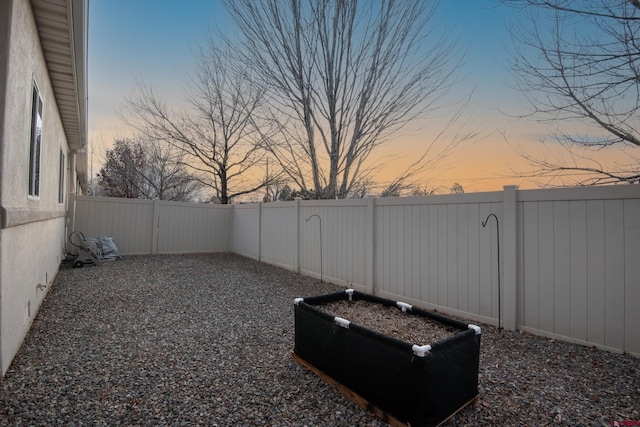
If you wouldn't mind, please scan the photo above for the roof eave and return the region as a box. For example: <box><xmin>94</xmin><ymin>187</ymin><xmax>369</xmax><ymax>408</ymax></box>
<box><xmin>31</xmin><ymin>0</ymin><xmax>89</xmax><ymax>191</ymax></box>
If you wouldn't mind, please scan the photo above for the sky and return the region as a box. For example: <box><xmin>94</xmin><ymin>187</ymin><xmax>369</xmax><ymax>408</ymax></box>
<box><xmin>87</xmin><ymin>0</ymin><xmax>632</xmax><ymax>194</ymax></box>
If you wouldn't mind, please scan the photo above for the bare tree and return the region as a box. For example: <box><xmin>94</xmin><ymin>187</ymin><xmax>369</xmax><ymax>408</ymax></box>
<box><xmin>123</xmin><ymin>42</ymin><xmax>276</xmax><ymax>204</ymax></box>
<box><xmin>97</xmin><ymin>138</ymin><xmax>202</xmax><ymax>201</ymax></box>
<box><xmin>138</xmin><ymin>142</ymin><xmax>203</xmax><ymax>201</ymax></box>
<box><xmin>224</xmin><ymin>0</ymin><xmax>463</xmax><ymax>199</ymax></box>
<box><xmin>449</xmin><ymin>182</ymin><xmax>464</xmax><ymax>194</ymax></box>
<box><xmin>98</xmin><ymin>139</ymin><xmax>146</xmax><ymax>199</ymax></box>
<box><xmin>507</xmin><ymin>0</ymin><xmax>640</xmax><ymax>185</ymax></box>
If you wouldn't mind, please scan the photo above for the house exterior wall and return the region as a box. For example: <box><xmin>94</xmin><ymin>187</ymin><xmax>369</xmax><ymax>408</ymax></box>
<box><xmin>1</xmin><ymin>0</ymin><xmax>69</xmax><ymax>223</ymax></box>
<box><xmin>1</xmin><ymin>218</ymin><xmax>66</xmax><ymax>374</ymax></box>
<box><xmin>0</xmin><ymin>0</ymin><xmax>71</xmax><ymax>375</ymax></box>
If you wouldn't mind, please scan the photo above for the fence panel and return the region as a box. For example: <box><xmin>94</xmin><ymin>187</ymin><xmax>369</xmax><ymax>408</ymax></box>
<box><xmin>156</xmin><ymin>201</ymin><xmax>231</xmax><ymax>254</ymax></box>
<box><xmin>299</xmin><ymin>200</ymin><xmax>369</xmax><ymax>287</ymax></box>
<box><xmin>71</xmin><ymin>196</ymin><xmax>231</xmax><ymax>255</ymax></box>
<box><xmin>259</xmin><ymin>202</ymin><xmax>298</xmax><ymax>270</ymax></box>
<box><xmin>568</xmin><ymin>200</ymin><xmax>588</xmax><ymax>342</ymax></box>
<box><xmin>71</xmin><ymin>196</ymin><xmax>155</xmax><ymax>255</ymax></box>
<box><xmin>373</xmin><ymin>194</ymin><xmax>503</xmax><ymax>324</ymax></box>
<box><xmin>71</xmin><ymin>185</ymin><xmax>640</xmax><ymax>355</ymax></box>
<box><xmin>624</xmin><ymin>198</ymin><xmax>640</xmax><ymax>355</ymax></box>
<box><xmin>587</xmin><ymin>200</ymin><xmax>606</xmax><ymax>346</ymax></box>
<box><xmin>231</xmin><ymin>204</ymin><xmax>260</xmax><ymax>259</ymax></box>
<box><xmin>518</xmin><ymin>186</ymin><xmax>640</xmax><ymax>354</ymax></box>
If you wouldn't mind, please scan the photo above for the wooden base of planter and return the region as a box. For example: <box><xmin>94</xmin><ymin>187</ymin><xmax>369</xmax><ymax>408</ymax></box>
<box><xmin>292</xmin><ymin>352</ymin><xmax>478</xmax><ymax>427</ymax></box>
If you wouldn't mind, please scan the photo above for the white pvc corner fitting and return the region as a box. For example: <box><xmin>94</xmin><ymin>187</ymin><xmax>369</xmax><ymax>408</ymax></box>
<box><xmin>334</xmin><ymin>316</ymin><xmax>350</xmax><ymax>328</ymax></box>
<box><xmin>294</xmin><ymin>298</ymin><xmax>304</xmax><ymax>305</ymax></box>
<box><xmin>396</xmin><ymin>301</ymin><xmax>412</xmax><ymax>312</ymax></box>
<box><xmin>412</xmin><ymin>344</ymin><xmax>432</xmax><ymax>357</ymax></box>
<box><xmin>345</xmin><ymin>289</ymin><xmax>355</xmax><ymax>301</ymax></box>
<box><xmin>468</xmin><ymin>324</ymin><xmax>482</xmax><ymax>335</ymax></box>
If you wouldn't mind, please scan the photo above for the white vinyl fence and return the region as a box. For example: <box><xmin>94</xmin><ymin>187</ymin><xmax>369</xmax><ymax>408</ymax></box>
<box><xmin>71</xmin><ymin>185</ymin><xmax>640</xmax><ymax>355</ymax></box>
<box><xmin>70</xmin><ymin>196</ymin><xmax>232</xmax><ymax>255</ymax></box>
<box><xmin>231</xmin><ymin>191</ymin><xmax>508</xmax><ymax>328</ymax></box>
<box><xmin>517</xmin><ymin>187</ymin><xmax>640</xmax><ymax>355</ymax></box>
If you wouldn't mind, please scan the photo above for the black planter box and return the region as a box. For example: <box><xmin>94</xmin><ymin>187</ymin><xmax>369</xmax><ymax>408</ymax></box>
<box><xmin>293</xmin><ymin>290</ymin><xmax>481</xmax><ymax>427</ymax></box>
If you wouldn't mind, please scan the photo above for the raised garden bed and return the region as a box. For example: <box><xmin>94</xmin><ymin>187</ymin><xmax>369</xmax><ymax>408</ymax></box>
<box><xmin>293</xmin><ymin>289</ymin><xmax>481</xmax><ymax>427</ymax></box>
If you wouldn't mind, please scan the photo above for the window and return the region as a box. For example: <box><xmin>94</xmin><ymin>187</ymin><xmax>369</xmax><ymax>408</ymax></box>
<box><xmin>58</xmin><ymin>149</ymin><xmax>65</xmax><ymax>203</ymax></box>
<box><xmin>28</xmin><ymin>84</ymin><xmax>43</xmax><ymax>197</ymax></box>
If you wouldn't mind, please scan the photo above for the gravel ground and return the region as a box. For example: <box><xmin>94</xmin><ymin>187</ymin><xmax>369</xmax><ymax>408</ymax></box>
<box><xmin>1</xmin><ymin>253</ymin><xmax>638</xmax><ymax>426</ymax></box>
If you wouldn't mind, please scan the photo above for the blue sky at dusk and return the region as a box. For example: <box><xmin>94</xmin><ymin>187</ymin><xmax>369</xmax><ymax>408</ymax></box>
<box><xmin>88</xmin><ymin>0</ymin><xmax>614</xmax><ymax>193</ymax></box>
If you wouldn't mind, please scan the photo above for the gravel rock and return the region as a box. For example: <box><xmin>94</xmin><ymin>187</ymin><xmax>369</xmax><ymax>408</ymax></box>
<box><xmin>0</xmin><ymin>254</ymin><xmax>638</xmax><ymax>426</ymax></box>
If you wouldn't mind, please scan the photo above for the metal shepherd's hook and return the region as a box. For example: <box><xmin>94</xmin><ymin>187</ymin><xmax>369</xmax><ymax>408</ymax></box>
<box><xmin>482</xmin><ymin>213</ymin><xmax>501</xmax><ymax>330</ymax></box>
<box><xmin>305</xmin><ymin>214</ymin><xmax>323</xmax><ymax>282</ymax></box>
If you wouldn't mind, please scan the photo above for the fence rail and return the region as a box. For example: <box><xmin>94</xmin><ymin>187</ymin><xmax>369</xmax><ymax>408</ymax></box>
<box><xmin>71</xmin><ymin>185</ymin><xmax>640</xmax><ymax>356</ymax></box>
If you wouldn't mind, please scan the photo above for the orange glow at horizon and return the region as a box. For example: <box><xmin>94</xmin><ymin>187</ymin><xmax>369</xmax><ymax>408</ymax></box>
<box><xmin>89</xmin><ymin>112</ymin><xmax>636</xmax><ymax>197</ymax></box>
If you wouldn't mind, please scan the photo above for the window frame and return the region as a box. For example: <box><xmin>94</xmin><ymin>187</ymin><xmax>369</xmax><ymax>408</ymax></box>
<box><xmin>28</xmin><ymin>83</ymin><xmax>43</xmax><ymax>198</ymax></box>
<box><xmin>58</xmin><ymin>149</ymin><xmax>65</xmax><ymax>204</ymax></box>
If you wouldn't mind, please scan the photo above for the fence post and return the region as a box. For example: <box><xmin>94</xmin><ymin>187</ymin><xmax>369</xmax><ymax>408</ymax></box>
<box><xmin>151</xmin><ymin>199</ymin><xmax>160</xmax><ymax>255</ymax></box>
<box><xmin>257</xmin><ymin>203</ymin><xmax>262</xmax><ymax>262</ymax></box>
<box><xmin>502</xmin><ymin>185</ymin><xmax>518</xmax><ymax>330</ymax></box>
<box><xmin>295</xmin><ymin>199</ymin><xmax>300</xmax><ymax>273</ymax></box>
<box><xmin>366</xmin><ymin>197</ymin><xmax>375</xmax><ymax>295</ymax></box>
<box><xmin>68</xmin><ymin>193</ymin><xmax>77</xmax><ymax>234</ymax></box>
